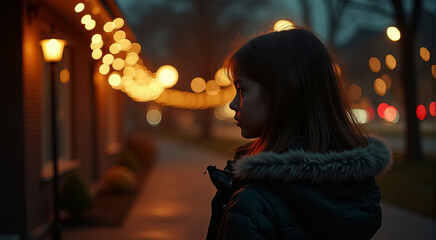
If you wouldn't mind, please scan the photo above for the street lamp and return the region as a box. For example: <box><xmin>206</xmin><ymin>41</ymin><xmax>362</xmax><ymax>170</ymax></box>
<box><xmin>40</xmin><ymin>38</ymin><xmax>66</xmax><ymax>240</ymax></box>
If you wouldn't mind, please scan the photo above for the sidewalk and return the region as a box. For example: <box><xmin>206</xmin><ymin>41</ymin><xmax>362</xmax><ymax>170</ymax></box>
<box><xmin>63</xmin><ymin>135</ymin><xmax>435</xmax><ymax>240</ymax></box>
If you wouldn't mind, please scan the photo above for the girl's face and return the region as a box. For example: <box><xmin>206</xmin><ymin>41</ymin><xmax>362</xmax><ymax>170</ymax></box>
<box><xmin>230</xmin><ymin>71</ymin><xmax>270</xmax><ymax>139</ymax></box>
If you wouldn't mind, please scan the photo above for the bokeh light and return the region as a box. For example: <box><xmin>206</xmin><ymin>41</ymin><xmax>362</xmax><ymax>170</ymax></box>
<box><xmin>112</xmin><ymin>58</ymin><xmax>125</xmax><ymax>71</ymax></box>
<box><xmin>430</xmin><ymin>102</ymin><xmax>436</xmax><ymax>116</ymax></box>
<box><xmin>348</xmin><ymin>84</ymin><xmax>362</xmax><ymax>102</ymax></box>
<box><xmin>102</xmin><ymin>54</ymin><xmax>114</xmax><ymax>65</ymax></box>
<box><xmin>99</xmin><ymin>64</ymin><xmax>110</xmax><ymax>75</ymax></box>
<box><xmin>125</xmin><ymin>53</ymin><xmax>139</xmax><ymax>65</ymax></box>
<box><xmin>129</xmin><ymin>43</ymin><xmax>141</xmax><ymax>54</ymax></box>
<box><xmin>92</xmin><ymin>49</ymin><xmax>102</xmax><ymax>59</ymax></box>
<box><xmin>352</xmin><ymin>109</ymin><xmax>368</xmax><ymax>124</ymax></box>
<box><xmin>109</xmin><ymin>43</ymin><xmax>121</xmax><ymax>54</ymax></box>
<box><xmin>113</xmin><ymin>18</ymin><xmax>125</xmax><ymax>29</ymax></box>
<box><xmin>108</xmin><ymin>73</ymin><xmax>122</xmax><ymax>88</ymax></box>
<box><xmin>380</xmin><ymin>74</ymin><xmax>392</xmax><ymax>90</ymax></box>
<box><xmin>75</xmin><ymin>3</ymin><xmax>85</xmax><ymax>13</ymax></box>
<box><xmin>206</xmin><ymin>80</ymin><xmax>220</xmax><ymax>95</ymax></box>
<box><xmin>416</xmin><ymin>105</ymin><xmax>427</xmax><ymax>120</ymax></box>
<box><xmin>274</xmin><ymin>20</ymin><xmax>294</xmax><ymax>31</ymax></box>
<box><xmin>104</xmin><ymin>21</ymin><xmax>115</xmax><ymax>32</ymax></box>
<box><xmin>85</xmin><ymin>19</ymin><xmax>96</xmax><ymax>30</ymax></box>
<box><xmin>374</xmin><ymin>78</ymin><xmax>386</xmax><ymax>96</ymax></box>
<box><xmin>147</xmin><ymin>108</ymin><xmax>162</xmax><ymax>126</ymax></box>
<box><xmin>378</xmin><ymin>103</ymin><xmax>389</xmax><ymax>119</ymax></box>
<box><xmin>191</xmin><ymin>77</ymin><xmax>206</xmax><ymax>93</ymax></box>
<box><xmin>215</xmin><ymin>68</ymin><xmax>231</xmax><ymax>86</ymax></box>
<box><xmin>384</xmin><ymin>106</ymin><xmax>399</xmax><ymax>123</ymax></box>
<box><xmin>385</xmin><ymin>54</ymin><xmax>396</xmax><ymax>70</ymax></box>
<box><xmin>369</xmin><ymin>57</ymin><xmax>381</xmax><ymax>72</ymax></box>
<box><xmin>91</xmin><ymin>34</ymin><xmax>102</xmax><ymax>44</ymax></box>
<box><xmin>365</xmin><ymin>106</ymin><xmax>375</xmax><ymax>122</ymax></box>
<box><xmin>156</xmin><ymin>65</ymin><xmax>179</xmax><ymax>88</ymax></box>
<box><xmin>60</xmin><ymin>68</ymin><xmax>70</xmax><ymax>83</ymax></box>
<box><xmin>114</xmin><ymin>30</ymin><xmax>126</xmax><ymax>42</ymax></box>
<box><xmin>432</xmin><ymin>65</ymin><xmax>436</xmax><ymax>79</ymax></box>
<box><xmin>387</xmin><ymin>26</ymin><xmax>401</xmax><ymax>41</ymax></box>
<box><xmin>420</xmin><ymin>47</ymin><xmax>430</xmax><ymax>61</ymax></box>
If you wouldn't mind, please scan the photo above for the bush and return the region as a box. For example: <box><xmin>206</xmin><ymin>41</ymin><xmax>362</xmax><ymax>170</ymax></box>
<box><xmin>117</xmin><ymin>150</ymin><xmax>140</xmax><ymax>173</ymax></box>
<box><xmin>60</xmin><ymin>171</ymin><xmax>93</xmax><ymax>217</ymax></box>
<box><xmin>102</xmin><ymin>166</ymin><xmax>138</xmax><ymax>193</ymax></box>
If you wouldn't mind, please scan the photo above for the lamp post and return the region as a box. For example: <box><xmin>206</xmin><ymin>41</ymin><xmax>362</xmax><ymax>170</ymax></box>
<box><xmin>40</xmin><ymin>38</ymin><xmax>66</xmax><ymax>240</ymax></box>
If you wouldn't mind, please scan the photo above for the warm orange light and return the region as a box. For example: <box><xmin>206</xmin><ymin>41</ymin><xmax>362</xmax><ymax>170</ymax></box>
<box><xmin>191</xmin><ymin>77</ymin><xmax>206</xmax><ymax>93</ymax></box>
<box><xmin>146</xmin><ymin>108</ymin><xmax>162</xmax><ymax>126</ymax></box>
<box><xmin>112</xmin><ymin>58</ymin><xmax>125</xmax><ymax>70</ymax></box>
<box><xmin>99</xmin><ymin>64</ymin><xmax>110</xmax><ymax>75</ymax></box>
<box><xmin>75</xmin><ymin>3</ymin><xmax>85</xmax><ymax>13</ymax></box>
<box><xmin>92</xmin><ymin>49</ymin><xmax>102</xmax><ymax>59</ymax></box>
<box><xmin>374</xmin><ymin>78</ymin><xmax>386</xmax><ymax>96</ymax></box>
<box><xmin>103</xmin><ymin>22</ymin><xmax>115</xmax><ymax>32</ymax></box>
<box><xmin>81</xmin><ymin>14</ymin><xmax>92</xmax><ymax>25</ymax></box>
<box><xmin>90</xmin><ymin>41</ymin><xmax>103</xmax><ymax>50</ymax></box>
<box><xmin>432</xmin><ymin>65</ymin><xmax>436</xmax><ymax>79</ymax></box>
<box><xmin>129</xmin><ymin>43</ymin><xmax>141</xmax><ymax>54</ymax></box>
<box><xmin>40</xmin><ymin>39</ymin><xmax>67</xmax><ymax>62</ymax></box>
<box><xmin>369</xmin><ymin>57</ymin><xmax>381</xmax><ymax>72</ymax></box>
<box><xmin>109</xmin><ymin>43</ymin><xmax>121</xmax><ymax>54</ymax></box>
<box><xmin>113</xmin><ymin>18</ymin><xmax>125</xmax><ymax>29</ymax></box>
<box><xmin>125</xmin><ymin>52</ymin><xmax>139</xmax><ymax>65</ymax></box>
<box><xmin>91</xmin><ymin>34</ymin><xmax>102</xmax><ymax>44</ymax></box>
<box><xmin>385</xmin><ymin>54</ymin><xmax>396</xmax><ymax>70</ymax></box>
<box><xmin>114</xmin><ymin>30</ymin><xmax>126</xmax><ymax>42</ymax></box>
<box><xmin>102</xmin><ymin>54</ymin><xmax>114</xmax><ymax>65</ymax></box>
<box><xmin>60</xmin><ymin>68</ymin><xmax>70</xmax><ymax>83</ymax></box>
<box><xmin>108</xmin><ymin>73</ymin><xmax>122</xmax><ymax>87</ymax></box>
<box><xmin>420</xmin><ymin>47</ymin><xmax>430</xmax><ymax>61</ymax></box>
<box><xmin>156</xmin><ymin>65</ymin><xmax>178</xmax><ymax>88</ymax></box>
<box><xmin>381</xmin><ymin>74</ymin><xmax>392</xmax><ymax>90</ymax></box>
<box><xmin>85</xmin><ymin>19</ymin><xmax>96</xmax><ymax>30</ymax></box>
<box><xmin>206</xmin><ymin>80</ymin><xmax>220</xmax><ymax>96</ymax></box>
<box><xmin>92</xmin><ymin>7</ymin><xmax>100</xmax><ymax>15</ymax></box>
<box><xmin>387</xmin><ymin>26</ymin><xmax>401</xmax><ymax>41</ymax></box>
<box><xmin>348</xmin><ymin>84</ymin><xmax>362</xmax><ymax>102</ymax></box>
<box><xmin>274</xmin><ymin>20</ymin><xmax>294</xmax><ymax>32</ymax></box>
<box><xmin>384</xmin><ymin>106</ymin><xmax>397</xmax><ymax>122</ymax></box>
<box><xmin>378</xmin><ymin>103</ymin><xmax>389</xmax><ymax>119</ymax></box>
<box><xmin>120</xmin><ymin>39</ymin><xmax>131</xmax><ymax>51</ymax></box>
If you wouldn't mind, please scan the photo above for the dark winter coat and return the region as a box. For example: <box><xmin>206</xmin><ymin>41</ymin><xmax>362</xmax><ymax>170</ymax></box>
<box><xmin>206</xmin><ymin>137</ymin><xmax>392</xmax><ymax>240</ymax></box>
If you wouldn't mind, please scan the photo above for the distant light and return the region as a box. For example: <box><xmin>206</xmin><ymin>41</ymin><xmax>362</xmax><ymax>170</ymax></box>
<box><xmin>99</xmin><ymin>64</ymin><xmax>110</xmax><ymax>75</ymax></box>
<box><xmin>206</xmin><ymin>80</ymin><xmax>220</xmax><ymax>95</ymax></box>
<box><xmin>352</xmin><ymin>109</ymin><xmax>368</xmax><ymax>124</ymax></box>
<box><xmin>109</xmin><ymin>43</ymin><xmax>121</xmax><ymax>54</ymax></box>
<box><xmin>92</xmin><ymin>7</ymin><xmax>100</xmax><ymax>15</ymax></box>
<box><xmin>215</xmin><ymin>68</ymin><xmax>231</xmax><ymax>86</ymax></box>
<box><xmin>91</xmin><ymin>34</ymin><xmax>102</xmax><ymax>44</ymax></box>
<box><xmin>102</xmin><ymin>54</ymin><xmax>114</xmax><ymax>65</ymax></box>
<box><xmin>374</xmin><ymin>78</ymin><xmax>386</xmax><ymax>96</ymax></box>
<box><xmin>92</xmin><ymin>49</ymin><xmax>102</xmax><ymax>59</ymax></box>
<box><xmin>146</xmin><ymin>108</ymin><xmax>162</xmax><ymax>126</ymax></box>
<box><xmin>108</xmin><ymin>73</ymin><xmax>121</xmax><ymax>87</ymax></box>
<box><xmin>384</xmin><ymin>106</ymin><xmax>398</xmax><ymax>123</ymax></box>
<box><xmin>420</xmin><ymin>47</ymin><xmax>430</xmax><ymax>61</ymax></box>
<box><xmin>369</xmin><ymin>57</ymin><xmax>381</xmax><ymax>72</ymax></box>
<box><xmin>385</xmin><ymin>54</ymin><xmax>396</xmax><ymax>70</ymax></box>
<box><xmin>430</xmin><ymin>102</ymin><xmax>436</xmax><ymax>116</ymax></box>
<box><xmin>156</xmin><ymin>65</ymin><xmax>179</xmax><ymax>88</ymax></box>
<box><xmin>85</xmin><ymin>19</ymin><xmax>96</xmax><ymax>30</ymax></box>
<box><xmin>274</xmin><ymin>20</ymin><xmax>294</xmax><ymax>32</ymax></box>
<box><xmin>365</xmin><ymin>106</ymin><xmax>375</xmax><ymax>122</ymax></box>
<box><xmin>75</xmin><ymin>3</ymin><xmax>85</xmax><ymax>13</ymax></box>
<box><xmin>129</xmin><ymin>43</ymin><xmax>141</xmax><ymax>54</ymax></box>
<box><xmin>348</xmin><ymin>84</ymin><xmax>362</xmax><ymax>102</ymax></box>
<box><xmin>119</xmin><ymin>39</ymin><xmax>131</xmax><ymax>51</ymax></box>
<box><xmin>114</xmin><ymin>30</ymin><xmax>126</xmax><ymax>42</ymax></box>
<box><xmin>416</xmin><ymin>105</ymin><xmax>427</xmax><ymax>120</ymax></box>
<box><xmin>190</xmin><ymin>77</ymin><xmax>206</xmax><ymax>93</ymax></box>
<box><xmin>90</xmin><ymin>41</ymin><xmax>103</xmax><ymax>50</ymax></box>
<box><xmin>112</xmin><ymin>58</ymin><xmax>125</xmax><ymax>71</ymax></box>
<box><xmin>113</xmin><ymin>18</ymin><xmax>125</xmax><ymax>29</ymax></box>
<box><xmin>387</xmin><ymin>26</ymin><xmax>401</xmax><ymax>41</ymax></box>
<box><xmin>125</xmin><ymin>52</ymin><xmax>139</xmax><ymax>65</ymax></box>
<box><xmin>380</xmin><ymin>74</ymin><xmax>392</xmax><ymax>90</ymax></box>
<box><xmin>432</xmin><ymin>65</ymin><xmax>436</xmax><ymax>79</ymax></box>
<box><xmin>103</xmin><ymin>22</ymin><xmax>115</xmax><ymax>32</ymax></box>
<box><xmin>378</xmin><ymin>103</ymin><xmax>389</xmax><ymax>119</ymax></box>
<box><xmin>81</xmin><ymin>14</ymin><xmax>92</xmax><ymax>25</ymax></box>
<box><xmin>60</xmin><ymin>68</ymin><xmax>70</xmax><ymax>83</ymax></box>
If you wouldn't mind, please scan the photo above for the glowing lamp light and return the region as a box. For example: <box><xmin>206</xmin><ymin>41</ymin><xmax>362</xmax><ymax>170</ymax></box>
<box><xmin>430</xmin><ymin>102</ymin><xmax>436</xmax><ymax>116</ymax></box>
<box><xmin>365</xmin><ymin>106</ymin><xmax>375</xmax><ymax>122</ymax></box>
<box><xmin>385</xmin><ymin>54</ymin><xmax>396</xmax><ymax>70</ymax></box>
<box><xmin>99</xmin><ymin>64</ymin><xmax>110</xmax><ymax>75</ymax></box>
<box><xmin>108</xmin><ymin>73</ymin><xmax>122</xmax><ymax>88</ymax></box>
<box><xmin>387</xmin><ymin>26</ymin><xmax>401</xmax><ymax>41</ymax></box>
<box><xmin>420</xmin><ymin>47</ymin><xmax>430</xmax><ymax>62</ymax></box>
<box><xmin>75</xmin><ymin>3</ymin><xmax>85</xmax><ymax>13</ymax></box>
<box><xmin>378</xmin><ymin>103</ymin><xmax>389</xmax><ymax>119</ymax></box>
<box><xmin>156</xmin><ymin>65</ymin><xmax>179</xmax><ymax>88</ymax></box>
<box><xmin>40</xmin><ymin>39</ymin><xmax>67</xmax><ymax>63</ymax></box>
<box><xmin>147</xmin><ymin>108</ymin><xmax>162</xmax><ymax>126</ymax></box>
<box><xmin>190</xmin><ymin>77</ymin><xmax>206</xmax><ymax>93</ymax></box>
<box><xmin>416</xmin><ymin>105</ymin><xmax>426</xmax><ymax>120</ymax></box>
<box><xmin>369</xmin><ymin>57</ymin><xmax>381</xmax><ymax>72</ymax></box>
<box><xmin>352</xmin><ymin>109</ymin><xmax>368</xmax><ymax>124</ymax></box>
<box><xmin>60</xmin><ymin>69</ymin><xmax>70</xmax><ymax>83</ymax></box>
<box><xmin>92</xmin><ymin>49</ymin><xmax>102</xmax><ymax>60</ymax></box>
<box><xmin>274</xmin><ymin>20</ymin><xmax>294</xmax><ymax>32</ymax></box>
<box><xmin>374</xmin><ymin>78</ymin><xmax>386</xmax><ymax>96</ymax></box>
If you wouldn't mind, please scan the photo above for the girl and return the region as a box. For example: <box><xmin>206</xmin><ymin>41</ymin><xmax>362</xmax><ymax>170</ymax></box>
<box><xmin>206</xmin><ymin>29</ymin><xmax>392</xmax><ymax>239</ymax></box>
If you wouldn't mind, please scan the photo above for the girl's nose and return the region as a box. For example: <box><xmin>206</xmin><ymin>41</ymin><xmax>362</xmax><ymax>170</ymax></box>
<box><xmin>229</xmin><ymin>97</ymin><xmax>238</xmax><ymax>112</ymax></box>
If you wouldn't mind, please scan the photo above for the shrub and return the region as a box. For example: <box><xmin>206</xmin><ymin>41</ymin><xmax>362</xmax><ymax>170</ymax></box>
<box><xmin>102</xmin><ymin>166</ymin><xmax>138</xmax><ymax>193</ymax></box>
<box><xmin>60</xmin><ymin>171</ymin><xmax>93</xmax><ymax>217</ymax></box>
<box><xmin>117</xmin><ymin>150</ymin><xmax>140</xmax><ymax>173</ymax></box>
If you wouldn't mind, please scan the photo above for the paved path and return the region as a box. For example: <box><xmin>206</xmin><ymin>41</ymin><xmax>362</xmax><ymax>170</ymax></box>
<box><xmin>64</xmin><ymin>135</ymin><xmax>435</xmax><ymax>240</ymax></box>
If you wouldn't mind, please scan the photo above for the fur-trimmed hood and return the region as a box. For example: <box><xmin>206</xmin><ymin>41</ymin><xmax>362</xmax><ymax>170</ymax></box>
<box><xmin>233</xmin><ymin>137</ymin><xmax>392</xmax><ymax>183</ymax></box>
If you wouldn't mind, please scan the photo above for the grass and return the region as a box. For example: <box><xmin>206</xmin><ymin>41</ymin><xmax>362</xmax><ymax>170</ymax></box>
<box><xmin>149</xmin><ymin>128</ymin><xmax>435</xmax><ymax>218</ymax></box>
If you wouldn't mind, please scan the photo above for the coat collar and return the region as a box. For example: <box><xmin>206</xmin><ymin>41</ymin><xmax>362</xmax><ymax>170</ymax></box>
<box><xmin>232</xmin><ymin>137</ymin><xmax>392</xmax><ymax>183</ymax></box>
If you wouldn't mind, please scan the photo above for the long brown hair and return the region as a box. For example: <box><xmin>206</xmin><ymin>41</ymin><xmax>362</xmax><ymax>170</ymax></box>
<box><xmin>228</xmin><ymin>28</ymin><xmax>367</xmax><ymax>155</ymax></box>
